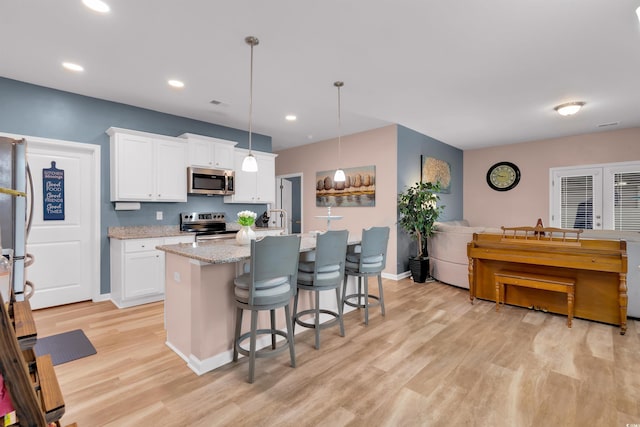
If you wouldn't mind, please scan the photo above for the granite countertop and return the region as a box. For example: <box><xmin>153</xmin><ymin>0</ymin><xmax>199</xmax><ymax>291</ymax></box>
<box><xmin>108</xmin><ymin>224</ymin><xmax>285</xmax><ymax>240</ymax></box>
<box><xmin>156</xmin><ymin>234</ymin><xmax>360</xmax><ymax>264</ymax></box>
<box><xmin>108</xmin><ymin>225</ymin><xmax>192</xmax><ymax>240</ymax></box>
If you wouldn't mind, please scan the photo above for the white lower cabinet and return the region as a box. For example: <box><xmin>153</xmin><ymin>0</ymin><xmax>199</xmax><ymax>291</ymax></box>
<box><xmin>110</xmin><ymin>235</ymin><xmax>194</xmax><ymax>308</ymax></box>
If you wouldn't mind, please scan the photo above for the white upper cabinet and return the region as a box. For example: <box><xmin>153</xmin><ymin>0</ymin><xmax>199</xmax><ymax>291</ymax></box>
<box><xmin>224</xmin><ymin>148</ymin><xmax>277</xmax><ymax>205</ymax></box>
<box><xmin>108</xmin><ymin>127</ymin><xmax>188</xmax><ymax>202</ymax></box>
<box><xmin>179</xmin><ymin>133</ymin><xmax>237</xmax><ymax>170</ymax></box>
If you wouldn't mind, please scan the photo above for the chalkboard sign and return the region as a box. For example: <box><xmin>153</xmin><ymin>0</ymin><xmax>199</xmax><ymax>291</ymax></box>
<box><xmin>43</xmin><ymin>161</ymin><xmax>65</xmax><ymax>221</ymax></box>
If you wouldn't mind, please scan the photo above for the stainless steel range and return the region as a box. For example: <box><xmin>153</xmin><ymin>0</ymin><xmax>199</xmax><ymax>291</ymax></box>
<box><xmin>180</xmin><ymin>211</ymin><xmax>237</xmax><ymax>242</ymax></box>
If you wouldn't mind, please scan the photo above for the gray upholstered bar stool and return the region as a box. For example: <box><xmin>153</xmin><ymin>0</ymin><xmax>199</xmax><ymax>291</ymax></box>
<box><xmin>293</xmin><ymin>229</ymin><xmax>349</xmax><ymax>349</ymax></box>
<box><xmin>342</xmin><ymin>226</ymin><xmax>390</xmax><ymax>325</ymax></box>
<box><xmin>232</xmin><ymin>234</ymin><xmax>301</xmax><ymax>383</ymax></box>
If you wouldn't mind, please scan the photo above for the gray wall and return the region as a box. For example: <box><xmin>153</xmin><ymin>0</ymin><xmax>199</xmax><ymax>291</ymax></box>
<box><xmin>396</xmin><ymin>125</ymin><xmax>463</xmax><ymax>273</ymax></box>
<box><xmin>0</xmin><ymin>77</ymin><xmax>272</xmax><ymax>294</ymax></box>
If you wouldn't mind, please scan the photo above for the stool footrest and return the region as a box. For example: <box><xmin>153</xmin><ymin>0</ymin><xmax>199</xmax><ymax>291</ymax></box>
<box><xmin>236</xmin><ymin>329</ymin><xmax>292</xmax><ymax>359</ymax></box>
<box><xmin>294</xmin><ymin>308</ymin><xmax>340</xmax><ymax>330</ymax></box>
<box><xmin>343</xmin><ymin>293</ymin><xmax>381</xmax><ymax>309</ymax></box>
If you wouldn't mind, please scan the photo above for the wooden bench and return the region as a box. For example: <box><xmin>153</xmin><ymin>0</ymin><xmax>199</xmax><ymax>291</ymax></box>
<box><xmin>494</xmin><ymin>270</ymin><xmax>575</xmax><ymax>328</ymax></box>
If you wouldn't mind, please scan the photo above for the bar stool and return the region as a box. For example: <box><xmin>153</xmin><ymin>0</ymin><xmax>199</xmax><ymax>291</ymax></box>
<box><xmin>293</xmin><ymin>229</ymin><xmax>349</xmax><ymax>349</ymax></box>
<box><xmin>232</xmin><ymin>235</ymin><xmax>301</xmax><ymax>383</ymax></box>
<box><xmin>342</xmin><ymin>226</ymin><xmax>390</xmax><ymax>325</ymax></box>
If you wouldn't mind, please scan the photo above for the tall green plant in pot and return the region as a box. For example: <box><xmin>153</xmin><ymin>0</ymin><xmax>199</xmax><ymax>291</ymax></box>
<box><xmin>398</xmin><ymin>181</ymin><xmax>444</xmax><ymax>283</ymax></box>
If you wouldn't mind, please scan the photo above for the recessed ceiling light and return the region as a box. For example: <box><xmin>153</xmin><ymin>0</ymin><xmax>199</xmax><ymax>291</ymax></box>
<box><xmin>82</xmin><ymin>0</ymin><xmax>110</xmax><ymax>13</ymax></box>
<box><xmin>285</xmin><ymin>115</ymin><xmax>297</xmax><ymax>121</ymax></box>
<box><xmin>168</xmin><ymin>80</ymin><xmax>185</xmax><ymax>88</ymax></box>
<box><xmin>554</xmin><ymin>101</ymin><xmax>585</xmax><ymax>116</ymax></box>
<box><xmin>636</xmin><ymin>6</ymin><xmax>640</xmax><ymax>22</ymax></box>
<box><xmin>62</xmin><ymin>62</ymin><xmax>84</xmax><ymax>72</ymax></box>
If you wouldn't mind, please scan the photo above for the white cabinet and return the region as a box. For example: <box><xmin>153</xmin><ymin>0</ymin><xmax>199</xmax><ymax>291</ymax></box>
<box><xmin>180</xmin><ymin>133</ymin><xmax>237</xmax><ymax>170</ymax></box>
<box><xmin>224</xmin><ymin>149</ymin><xmax>277</xmax><ymax>204</ymax></box>
<box><xmin>110</xmin><ymin>235</ymin><xmax>194</xmax><ymax>308</ymax></box>
<box><xmin>108</xmin><ymin>127</ymin><xmax>188</xmax><ymax>202</ymax></box>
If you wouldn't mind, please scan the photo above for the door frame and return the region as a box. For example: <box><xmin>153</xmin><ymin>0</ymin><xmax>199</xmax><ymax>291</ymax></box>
<box><xmin>0</xmin><ymin>131</ymin><xmax>101</xmax><ymax>303</ymax></box>
<box><xmin>275</xmin><ymin>173</ymin><xmax>303</xmax><ymax>233</ymax></box>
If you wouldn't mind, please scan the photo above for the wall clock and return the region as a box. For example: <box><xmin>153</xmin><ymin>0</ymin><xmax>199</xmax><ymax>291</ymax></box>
<box><xmin>486</xmin><ymin>161</ymin><xmax>520</xmax><ymax>191</ymax></box>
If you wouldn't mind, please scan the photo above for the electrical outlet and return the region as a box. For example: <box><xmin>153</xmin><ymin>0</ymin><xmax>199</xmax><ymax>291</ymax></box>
<box><xmin>173</xmin><ymin>272</ymin><xmax>180</xmax><ymax>283</ymax></box>
<box><xmin>156</xmin><ymin>211</ymin><xmax>163</xmax><ymax>220</ymax></box>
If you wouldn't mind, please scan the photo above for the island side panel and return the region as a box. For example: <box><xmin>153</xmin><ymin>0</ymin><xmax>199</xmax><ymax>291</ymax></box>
<box><xmin>190</xmin><ymin>260</ymin><xmax>238</xmax><ymax>361</ymax></box>
<box><xmin>165</xmin><ymin>252</ymin><xmax>193</xmax><ymax>360</ymax></box>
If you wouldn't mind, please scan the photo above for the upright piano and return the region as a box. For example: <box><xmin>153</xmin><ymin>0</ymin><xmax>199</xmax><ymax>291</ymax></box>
<box><xmin>467</xmin><ymin>226</ymin><xmax>628</xmax><ymax>334</ymax></box>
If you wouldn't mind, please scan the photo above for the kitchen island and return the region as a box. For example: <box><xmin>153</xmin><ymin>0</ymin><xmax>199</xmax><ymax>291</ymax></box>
<box><xmin>156</xmin><ymin>234</ymin><xmax>360</xmax><ymax>375</ymax></box>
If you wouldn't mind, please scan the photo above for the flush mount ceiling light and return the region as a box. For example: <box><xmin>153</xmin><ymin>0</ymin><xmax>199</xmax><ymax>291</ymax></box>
<box><xmin>333</xmin><ymin>81</ymin><xmax>346</xmax><ymax>182</ymax></box>
<box><xmin>285</xmin><ymin>115</ymin><xmax>297</xmax><ymax>121</ymax></box>
<box><xmin>62</xmin><ymin>62</ymin><xmax>84</xmax><ymax>72</ymax></box>
<box><xmin>168</xmin><ymin>79</ymin><xmax>184</xmax><ymax>88</ymax></box>
<box><xmin>82</xmin><ymin>0</ymin><xmax>110</xmax><ymax>13</ymax></box>
<box><xmin>554</xmin><ymin>101</ymin><xmax>585</xmax><ymax>116</ymax></box>
<box><xmin>241</xmin><ymin>36</ymin><xmax>259</xmax><ymax>173</ymax></box>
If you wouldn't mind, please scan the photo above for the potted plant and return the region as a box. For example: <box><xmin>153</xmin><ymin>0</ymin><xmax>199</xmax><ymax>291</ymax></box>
<box><xmin>398</xmin><ymin>181</ymin><xmax>444</xmax><ymax>283</ymax></box>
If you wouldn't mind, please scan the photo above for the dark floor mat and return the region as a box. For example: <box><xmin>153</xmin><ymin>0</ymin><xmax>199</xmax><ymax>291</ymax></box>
<box><xmin>34</xmin><ymin>329</ymin><xmax>96</xmax><ymax>366</ymax></box>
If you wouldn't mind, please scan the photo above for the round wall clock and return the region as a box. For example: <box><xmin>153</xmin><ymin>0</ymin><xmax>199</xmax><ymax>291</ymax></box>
<box><xmin>486</xmin><ymin>161</ymin><xmax>520</xmax><ymax>191</ymax></box>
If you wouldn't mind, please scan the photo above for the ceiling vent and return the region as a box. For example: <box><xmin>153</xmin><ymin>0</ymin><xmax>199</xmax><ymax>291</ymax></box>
<box><xmin>597</xmin><ymin>121</ymin><xmax>620</xmax><ymax>128</ymax></box>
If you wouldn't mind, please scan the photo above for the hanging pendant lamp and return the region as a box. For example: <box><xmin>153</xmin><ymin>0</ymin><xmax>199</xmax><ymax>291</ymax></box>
<box><xmin>333</xmin><ymin>81</ymin><xmax>346</xmax><ymax>182</ymax></box>
<box><xmin>241</xmin><ymin>36</ymin><xmax>259</xmax><ymax>172</ymax></box>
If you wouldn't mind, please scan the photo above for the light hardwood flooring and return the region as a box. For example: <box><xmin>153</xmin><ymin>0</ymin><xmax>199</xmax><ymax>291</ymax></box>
<box><xmin>32</xmin><ymin>278</ymin><xmax>640</xmax><ymax>427</ymax></box>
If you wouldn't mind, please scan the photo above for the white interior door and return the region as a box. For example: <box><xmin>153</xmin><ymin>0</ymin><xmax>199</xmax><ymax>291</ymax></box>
<box><xmin>23</xmin><ymin>137</ymin><xmax>100</xmax><ymax>309</ymax></box>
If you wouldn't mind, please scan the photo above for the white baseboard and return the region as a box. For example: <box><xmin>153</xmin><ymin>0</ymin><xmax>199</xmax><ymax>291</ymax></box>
<box><xmin>93</xmin><ymin>293</ymin><xmax>111</xmax><ymax>302</ymax></box>
<box><xmin>165</xmin><ymin>341</ymin><xmax>190</xmax><ymax>364</ymax></box>
<box><xmin>384</xmin><ymin>271</ymin><xmax>409</xmax><ymax>281</ymax></box>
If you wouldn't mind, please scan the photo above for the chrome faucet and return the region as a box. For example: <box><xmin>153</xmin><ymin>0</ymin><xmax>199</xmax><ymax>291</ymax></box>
<box><xmin>269</xmin><ymin>209</ymin><xmax>289</xmax><ymax>235</ymax></box>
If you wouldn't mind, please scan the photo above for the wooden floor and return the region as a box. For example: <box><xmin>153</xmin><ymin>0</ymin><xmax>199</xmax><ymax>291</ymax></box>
<box><xmin>32</xmin><ymin>278</ymin><xmax>640</xmax><ymax>427</ymax></box>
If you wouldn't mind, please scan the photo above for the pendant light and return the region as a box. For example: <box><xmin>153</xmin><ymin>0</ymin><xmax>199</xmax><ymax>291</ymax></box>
<box><xmin>241</xmin><ymin>36</ymin><xmax>259</xmax><ymax>172</ymax></box>
<box><xmin>333</xmin><ymin>81</ymin><xmax>346</xmax><ymax>182</ymax></box>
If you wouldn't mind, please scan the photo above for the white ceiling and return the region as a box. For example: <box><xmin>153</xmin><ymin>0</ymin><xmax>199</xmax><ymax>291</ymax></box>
<box><xmin>2</xmin><ymin>1</ymin><xmax>640</xmax><ymax>152</ymax></box>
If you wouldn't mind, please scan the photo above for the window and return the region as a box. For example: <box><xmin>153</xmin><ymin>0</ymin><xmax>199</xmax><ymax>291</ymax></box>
<box><xmin>550</xmin><ymin>162</ymin><xmax>640</xmax><ymax>231</ymax></box>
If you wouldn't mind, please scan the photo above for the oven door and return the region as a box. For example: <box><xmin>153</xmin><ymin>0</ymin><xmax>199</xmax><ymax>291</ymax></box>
<box><xmin>195</xmin><ymin>232</ymin><xmax>237</xmax><ymax>242</ymax></box>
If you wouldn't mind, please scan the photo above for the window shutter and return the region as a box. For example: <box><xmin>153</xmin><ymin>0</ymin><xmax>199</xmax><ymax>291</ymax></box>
<box><xmin>560</xmin><ymin>175</ymin><xmax>593</xmax><ymax>229</ymax></box>
<box><xmin>614</xmin><ymin>171</ymin><xmax>640</xmax><ymax>231</ymax></box>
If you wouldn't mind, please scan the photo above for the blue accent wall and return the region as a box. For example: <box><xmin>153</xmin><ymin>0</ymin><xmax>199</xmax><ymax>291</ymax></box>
<box><xmin>396</xmin><ymin>125</ymin><xmax>463</xmax><ymax>272</ymax></box>
<box><xmin>0</xmin><ymin>77</ymin><xmax>272</xmax><ymax>294</ymax></box>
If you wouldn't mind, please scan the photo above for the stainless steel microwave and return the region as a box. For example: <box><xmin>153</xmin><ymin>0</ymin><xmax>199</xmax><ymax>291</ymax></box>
<box><xmin>187</xmin><ymin>167</ymin><xmax>235</xmax><ymax>195</ymax></box>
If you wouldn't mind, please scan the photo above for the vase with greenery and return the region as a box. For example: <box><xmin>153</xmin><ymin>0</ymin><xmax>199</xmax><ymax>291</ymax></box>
<box><xmin>398</xmin><ymin>181</ymin><xmax>444</xmax><ymax>283</ymax></box>
<box><xmin>236</xmin><ymin>210</ymin><xmax>257</xmax><ymax>245</ymax></box>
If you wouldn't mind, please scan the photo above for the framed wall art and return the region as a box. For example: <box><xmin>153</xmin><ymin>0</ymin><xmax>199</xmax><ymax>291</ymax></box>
<box><xmin>422</xmin><ymin>156</ymin><xmax>451</xmax><ymax>193</ymax></box>
<box><xmin>316</xmin><ymin>165</ymin><xmax>376</xmax><ymax>207</ymax></box>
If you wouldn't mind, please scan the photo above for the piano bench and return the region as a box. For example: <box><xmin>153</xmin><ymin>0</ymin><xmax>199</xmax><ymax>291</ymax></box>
<box><xmin>494</xmin><ymin>270</ymin><xmax>575</xmax><ymax>328</ymax></box>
